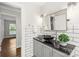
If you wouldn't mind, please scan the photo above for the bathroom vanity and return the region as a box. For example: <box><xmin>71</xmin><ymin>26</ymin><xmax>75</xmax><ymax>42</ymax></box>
<box><xmin>33</xmin><ymin>9</ymin><xmax>76</xmax><ymax>57</ymax></box>
<box><xmin>33</xmin><ymin>37</ymin><xmax>75</xmax><ymax>57</ymax></box>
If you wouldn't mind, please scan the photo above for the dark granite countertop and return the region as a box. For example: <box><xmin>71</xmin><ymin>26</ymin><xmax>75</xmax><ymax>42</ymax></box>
<box><xmin>33</xmin><ymin>37</ymin><xmax>75</xmax><ymax>55</ymax></box>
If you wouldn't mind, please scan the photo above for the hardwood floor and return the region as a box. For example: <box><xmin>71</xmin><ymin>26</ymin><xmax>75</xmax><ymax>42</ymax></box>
<box><xmin>0</xmin><ymin>37</ymin><xmax>21</xmax><ymax>57</ymax></box>
<box><xmin>16</xmin><ymin>48</ymin><xmax>21</xmax><ymax>57</ymax></box>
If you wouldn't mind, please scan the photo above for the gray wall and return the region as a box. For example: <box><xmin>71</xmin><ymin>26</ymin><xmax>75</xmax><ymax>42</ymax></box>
<box><xmin>4</xmin><ymin>20</ymin><xmax>16</xmax><ymax>37</ymax></box>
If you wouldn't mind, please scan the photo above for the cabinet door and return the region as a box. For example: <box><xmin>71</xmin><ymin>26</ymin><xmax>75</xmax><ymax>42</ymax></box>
<box><xmin>33</xmin><ymin>40</ymin><xmax>43</xmax><ymax>57</ymax></box>
<box><xmin>53</xmin><ymin>48</ymin><xmax>62</xmax><ymax>57</ymax></box>
<box><xmin>37</xmin><ymin>41</ymin><xmax>43</xmax><ymax>57</ymax></box>
<box><xmin>43</xmin><ymin>44</ymin><xmax>53</xmax><ymax>57</ymax></box>
<box><xmin>33</xmin><ymin>40</ymin><xmax>38</xmax><ymax>56</ymax></box>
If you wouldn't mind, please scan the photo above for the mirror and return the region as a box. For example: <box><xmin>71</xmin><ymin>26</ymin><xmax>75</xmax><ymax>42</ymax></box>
<box><xmin>42</xmin><ymin>9</ymin><xmax>67</xmax><ymax>31</ymax></box>
<box><xmin>54</xmin><ymin>13</ymin><xmax>67</xmax><ymax>30</ymax></box>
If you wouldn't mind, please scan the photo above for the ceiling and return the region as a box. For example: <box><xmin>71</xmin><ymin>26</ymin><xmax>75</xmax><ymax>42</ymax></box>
<box><xmin>2</xmin><ymin>2</ymin><xmax>46</xmax><ymax>8</ymax></box>
<box><xmin>2</xmin><ymin>2</ymin><xmax>67</xmax><ymax>14</ymax></box>
<box><xmin>2</xmin><ymin>2</ymin><xmax>67</xmax><ymax>9</ymax></box>
<box><xmin>1</xmin><ymin>2</ymin><xmax>67</xmax><ymax>21</ymax></box>
<box><xmin>39</xmin><ymin>2</ymin><xmax>67</xmax><ymax>15</ymax></box>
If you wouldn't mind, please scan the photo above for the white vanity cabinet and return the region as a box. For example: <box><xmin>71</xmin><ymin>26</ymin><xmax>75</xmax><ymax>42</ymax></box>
<box><xmin>33</xmin><ymin>39</ymin><xmax>68</xmax><ymax>57</ymax></box>
<box><xmin>33</xmin><ymin>39</ymin><xmax>53</xmax><ymax>57</ymax></box>
<box><xmin>33</xmin><ymin>39</ymin><xmax>43</xmax><ymax>57</ymax></box>
<box><xmin>42</xmin><ymin>43</ymin><xmax>53</xmax><ymax>57</ymax></box>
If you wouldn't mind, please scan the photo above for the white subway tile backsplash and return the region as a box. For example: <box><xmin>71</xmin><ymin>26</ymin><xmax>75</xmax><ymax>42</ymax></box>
<box><xmin>23</xmin><ymin>25</ymin><xmax>42</xmax><ymax>57</ymax></box>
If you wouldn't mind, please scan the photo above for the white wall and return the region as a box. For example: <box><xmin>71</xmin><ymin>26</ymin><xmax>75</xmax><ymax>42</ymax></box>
<box><xmin>67</xmin><ymin>3</ymin><xmax>79</xmax><ymax>25</ymax></box>
<box><xmin>67</xmin><ymin>3</ymin><xmax>79</xmax><ymax>46</ymax></box>
<box><xmin>16</xmin><ymin>14</ymin><xmax>21</xmax><ymax>48</ymax></box>
<box><xmin>21</xmin><ymin>3</ymin><xmax>43</xmax><ymax>57</ymax></box>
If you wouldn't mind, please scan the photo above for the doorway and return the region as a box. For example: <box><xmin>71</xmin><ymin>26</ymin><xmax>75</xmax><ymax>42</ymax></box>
<box><xmin>0</xmin><ymin>3</ymin><xmax>21</xmax><ymax>56</ymax></box>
